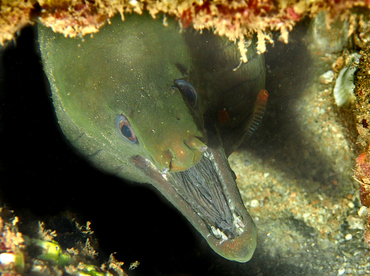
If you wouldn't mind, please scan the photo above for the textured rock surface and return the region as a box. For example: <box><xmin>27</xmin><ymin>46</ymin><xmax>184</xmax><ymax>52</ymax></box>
<box><xmin>1</xmin><ymin>14</ymin><xmax>369</xmax><ymax>276</ymax></box>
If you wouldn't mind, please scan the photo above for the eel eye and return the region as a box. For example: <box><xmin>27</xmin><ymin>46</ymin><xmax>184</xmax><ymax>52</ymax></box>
<box><xmin>116</xmin><ymin>114</ymin><xmax>138</xmax><ymax>144</ymax></box>
<box><xmin>174</xmin><ymin>79</ymin><xmax>198</xmax><ymax>107</ymax></box>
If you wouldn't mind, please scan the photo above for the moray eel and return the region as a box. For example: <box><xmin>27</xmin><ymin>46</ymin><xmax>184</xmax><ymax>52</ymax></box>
<box><xmin>38</xmin><ymin>13</ymin><xmax>265</xmax><ymax>262</ymax></box>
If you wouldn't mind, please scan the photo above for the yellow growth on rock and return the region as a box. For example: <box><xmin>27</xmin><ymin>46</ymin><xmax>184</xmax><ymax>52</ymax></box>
<box><xmin>1</xmin><ymin>0</ymin><xmax>370</xmax><ymax>57</ymax></box>
<box><xmin>355</xmin><ymin>46</ymin><xmax>370</xmax><ymax>148</ymax></box>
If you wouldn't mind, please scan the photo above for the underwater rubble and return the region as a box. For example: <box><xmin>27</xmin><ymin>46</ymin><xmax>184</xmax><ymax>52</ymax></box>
<box><xmin>1</xmin><ymin>2</ymin><xmax>370</xmax><ymax>276</ymax></box>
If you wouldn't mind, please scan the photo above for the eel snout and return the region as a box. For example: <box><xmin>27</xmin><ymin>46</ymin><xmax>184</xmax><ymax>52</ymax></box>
<box><xmin>133</xmin><ymin>131</ymin><xmax>257</xmax><ymax>262</ymax></box>
<box><xmin>170</xmin><ymin>144</ymin><xmax>257</xmax><ymax>262</ymax></box>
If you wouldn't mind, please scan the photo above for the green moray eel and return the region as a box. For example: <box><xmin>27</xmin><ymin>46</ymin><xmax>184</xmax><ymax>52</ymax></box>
<box><xmin>38</xmin><ymin>13</ymin><xmax>265</xmax><ymax>262</ymax></box>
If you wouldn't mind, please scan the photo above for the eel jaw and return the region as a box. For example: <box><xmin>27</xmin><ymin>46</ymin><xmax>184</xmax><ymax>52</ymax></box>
<box><xmin>131</xmin><ymin>145</ymin><xmax>257</xmax><ymax>263</ymax></box>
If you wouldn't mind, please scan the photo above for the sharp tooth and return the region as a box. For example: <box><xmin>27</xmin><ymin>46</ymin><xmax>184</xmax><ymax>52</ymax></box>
<box><xmin>211</xmin><ymin>226</ymin><xmax>229</xmax><ymax>243</ymax></box>
<box><xmin>233</xmin><ymin>213</ymin><xmax>245</xmax><ymax>235</ymax></box>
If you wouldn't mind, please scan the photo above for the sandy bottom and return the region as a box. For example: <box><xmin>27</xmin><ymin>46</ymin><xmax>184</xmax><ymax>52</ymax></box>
<box><xmin>228</xmin><ymin>22</ymin><xmax>366</xmax><ymax>275</ymax></box>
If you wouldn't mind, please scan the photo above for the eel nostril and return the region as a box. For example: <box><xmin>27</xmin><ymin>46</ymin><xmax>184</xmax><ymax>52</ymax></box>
<box><xmin>184</xmin><ymin>136</ymin><xmax>207</xmax><ymax>152</ymax></box>
<box><xmin>199</xmin><ymin>145</ymin><xmax>208</xmax><ymax>152</ymax></box>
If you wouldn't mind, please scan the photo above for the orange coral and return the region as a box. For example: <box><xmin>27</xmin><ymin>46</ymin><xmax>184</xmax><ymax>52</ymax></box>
<box><xmin>1</xmin><ymin>0</ymin><xmax>370</xmax><ymax>52</ymax></box>
<box><xmin>355</xmin><ymin>150</ymin><xmax>370</xmax><ymax>206</ymax></box>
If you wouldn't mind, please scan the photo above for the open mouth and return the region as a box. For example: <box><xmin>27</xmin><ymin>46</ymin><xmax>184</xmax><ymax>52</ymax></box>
<box><xmin>131</xmin><ymin>131</ymin><xmax>257</xmax><ymax>262</ymax></box>
<box><xmin>170</xmin><ymin>149</ymin><xmax>245</xmax><ymax>242</ymax></box>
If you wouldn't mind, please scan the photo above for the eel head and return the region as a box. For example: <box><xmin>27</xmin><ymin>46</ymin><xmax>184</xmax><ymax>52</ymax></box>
<box><xmin>38</xmin><ymin>13</ymin><xmax>262</xmax><ymax>262</ymax></box>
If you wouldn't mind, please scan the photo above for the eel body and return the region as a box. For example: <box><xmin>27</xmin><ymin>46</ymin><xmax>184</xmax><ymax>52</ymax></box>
<box><xmin>38</xmin><ymin>13</ymin><xmax>265</xmax><ymax>262</ymax></box>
